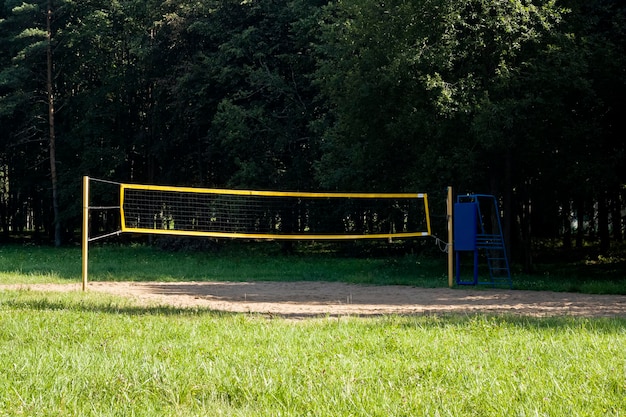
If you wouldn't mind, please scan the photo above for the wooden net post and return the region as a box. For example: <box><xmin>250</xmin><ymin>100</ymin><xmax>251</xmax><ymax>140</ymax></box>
<box><xmin>82</xmin><ymin>176</ymin><xmax>89</xmax><ymax>291</ymax></box>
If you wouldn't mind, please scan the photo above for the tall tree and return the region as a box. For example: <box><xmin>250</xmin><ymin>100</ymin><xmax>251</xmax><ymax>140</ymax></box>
<box><xmin>314</xmin><ymin>0</ymin><xmax>574</xmax><ymax>264</ymax></box>
<box><xmin>45</xmin><ymin>0</ymin><xmax>60</xmax><ymax>245</ymax></box>
<box><xmin>0</xmin><ymin>0</ymin><xmax>57</xmax><ymax>239</ymax></box>
<box><xmin>208</xmin><ymin>0</ymin><xmax>325</xmax><ymax>190</ymax></box>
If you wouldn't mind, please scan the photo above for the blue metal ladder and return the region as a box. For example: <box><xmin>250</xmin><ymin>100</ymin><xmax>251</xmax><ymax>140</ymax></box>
<box><xmin>455</xmin><ymin>194</ymin><xmax>512</xmax><ymax>288</ymax></box>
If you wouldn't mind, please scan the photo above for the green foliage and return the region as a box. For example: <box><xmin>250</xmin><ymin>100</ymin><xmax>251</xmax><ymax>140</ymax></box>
<box><xmin>0</xmin><ymin>0</ymin><xmax>624</xmax><ymax>263</ymax></box>
<box><xmin>200</xmin><ymin>0</ymin><xmax>324</xmax><ymax>190</ymax></box>
<box><xmin>314</xmin><ymin>0</ymin><xmax>567</xmax><ymax>191</ymax></box>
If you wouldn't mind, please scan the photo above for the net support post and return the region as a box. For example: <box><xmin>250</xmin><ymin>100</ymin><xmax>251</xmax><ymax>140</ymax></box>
<box><xmin>447</xmin><ymin>186</ymin><xmax>454</xmax><ymax>288</ymax></box>
<box><xmin>81</xmin><ymin>176</ymin><xmax>89</xmax><ymax>291</ymax></box>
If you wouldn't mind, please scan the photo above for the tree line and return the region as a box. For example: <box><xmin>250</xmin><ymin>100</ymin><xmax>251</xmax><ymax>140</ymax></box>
<box><xmin>1</xmin><ymin>0</ymin><xmax>624</xmax><ymax>267</ymax></box>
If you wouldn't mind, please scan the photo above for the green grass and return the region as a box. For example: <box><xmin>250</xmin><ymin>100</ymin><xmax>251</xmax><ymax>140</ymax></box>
<box><xmin>0</xmin><ymin>243</ymin><xmax>448</xmax><ymax>287</ymax></box>
<box><xmin>0</xmin><ymin>244</ymin><xmax>625</xmax><ymax>415</ymax></box>
<box><xmin>0</xmin><ymin>244</ymin><xmax>81</xmax><ymax>284</ymax></box>
<box><xmin>1</xmin><ymin>290</ymin><xmax>625</xmax><ymax>416</ymax></box>
<box><xmin>1</xmin><ymin>242</ymin><xmax>624</xmax><ymax>293</ymax></box>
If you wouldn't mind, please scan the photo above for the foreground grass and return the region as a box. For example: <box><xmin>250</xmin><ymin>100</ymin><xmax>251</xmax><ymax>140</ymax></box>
<box><xmin>1</xmin><ymin>290</ymin><xmax>625</xmax><ymax>416</ymax></box>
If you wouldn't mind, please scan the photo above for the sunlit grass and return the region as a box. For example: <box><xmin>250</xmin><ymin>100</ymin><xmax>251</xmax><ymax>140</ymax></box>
<box><xmin>0</xmin><ymin>289</ymin><xmax>625</xmax><ymax>416</ymax></box>
<box><xmin>1</xmin><ymin>244</ymin><xmax>625</xmax><ymax>415</ymax></box>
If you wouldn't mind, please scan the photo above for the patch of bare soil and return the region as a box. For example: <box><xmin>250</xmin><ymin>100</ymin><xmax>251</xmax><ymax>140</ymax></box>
<box><xmin>3</xmin><ymin>281</ymin><xmax>626</xmax><ymax>319</ymax></box>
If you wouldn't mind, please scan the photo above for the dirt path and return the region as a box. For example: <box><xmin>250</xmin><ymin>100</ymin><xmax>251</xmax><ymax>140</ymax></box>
<box><xmin>3</xmin><ymin>281</ymin><xmax>626</xmax><ymax>318</ymax></box>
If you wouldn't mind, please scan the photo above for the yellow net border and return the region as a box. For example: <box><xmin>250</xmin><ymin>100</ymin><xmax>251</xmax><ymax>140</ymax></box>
<box><xmin>81</xmin><ymin>177</ymin><xmax>443</xmax><ymax>290</ymax></box>
<box><xmin>119</xmin><ymin>183</ymin><xmax>432</xmax><ymax>240</ymax></box>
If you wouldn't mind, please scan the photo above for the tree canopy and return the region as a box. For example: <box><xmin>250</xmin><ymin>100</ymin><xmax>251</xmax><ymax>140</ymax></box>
<box><xmin>1</xmin><ymin>0</ymin><xmax>624</xmax><ymax>264</ymax></box>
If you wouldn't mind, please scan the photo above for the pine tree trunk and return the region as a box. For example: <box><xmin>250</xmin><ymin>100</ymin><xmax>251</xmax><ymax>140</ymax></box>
<box><xmin>597</xmin><ymin>191</ymin><xmax>610</xmax><ymax>254</ymax></box>
<box><xmin>575</xmin><ymin>197</ymin><xmax>584</xmax><ymax>249</ymax></box>
<box><xmin>46</xmin><ymin>0</ymin><xmax>61</xmax><ymax>247</ymax></box>
<box><xmin>519</xmin><ymin>182</ymin><xmax>533</xmax><ymax>273</ymax></box>
<box><xmin>611</xmin><ymin>188</ymin><xmax>623</xmax><ymax>242</ymax></box>
<box><xmin>562</xmin><ymin>199</ymin><xmax>572</xmax><ymax>249</ymax></box>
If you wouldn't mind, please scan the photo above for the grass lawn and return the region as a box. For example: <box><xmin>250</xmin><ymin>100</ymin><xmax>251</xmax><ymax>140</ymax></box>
<box><xmin>1</xmin><ymin>290</ymin><xmax>625</xmax><ymax>416</ymax></box>
<box><xmin>0</xmin><ymin>243</ymin><xmax>625</xmax><ymax>415</ymax></box>
<box><xmin>0</xmin><ymin>243</ymin><xmax>449</xmax><ymax>287</ymax></box>
<box><xmin>0</xmin><ymin>242</ymin><xmax>624</xmax><ymax>292</ymax></box>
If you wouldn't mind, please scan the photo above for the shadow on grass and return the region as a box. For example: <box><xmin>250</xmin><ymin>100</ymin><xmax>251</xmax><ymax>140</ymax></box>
<box><xmin>397</xmin><ymin>310</ymin><xmax>626</xmax><ymax>330</ymax></box>
<box><xmin>512</xmin><ymin>258</ymin><xmax>626</xmax><ymax>294</ymax></box>
<box><xmin>8</xmin><ymin>296</ymin><xmax>626</xmax><ymax>330</ymax></box>
<box><xmin>0</xmin><ymin>243</ymin><xmax>448</xmax><ymax>286</ymax></box>
<box><xmin>2</xmin><ymin>288</ymin><xmax>626</xmax><ymax>330</ymax></box>
<box><xmin>1</xmin><ymin>243</ymin><xmax>625</xmax><ymax>294</ymax></box>
<box><xmin>0</xmin><ymin>290</ymin><xmax>235</xmax><ymax>317</ymax></box>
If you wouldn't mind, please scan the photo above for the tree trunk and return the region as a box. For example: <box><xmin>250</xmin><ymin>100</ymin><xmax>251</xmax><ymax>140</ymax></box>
<box><xmin>562</xmin><ymin>199</ymin><xmax>572</xmax><ymax>249</ymax></box>
<box><xmin>519</xmin><ymin>182</ymin><xmax>533</xmax><ymax>273</ymax></box>
<box><xmin>611</xmin><ymin>189</ymin><xmax>623</xmax><ymax>242</ymax></box>
<box><xmin>46</xmin><ymin>0</ymin><xmax>61</xmax><ymax>247</ymax></box>
<box><xmin>597</xmin><ymin>191</ymin><xmax>610</xmax><ymax>254</ymax></box>
<box><xmin>502</xmin><ymin>149</ymin><xmax>512</xmax><ymax>263</ymax></box>
<box><xmin>575</xmin><ymin>197</ymin><xmax>584</xmax><ymax>249</ymax></box>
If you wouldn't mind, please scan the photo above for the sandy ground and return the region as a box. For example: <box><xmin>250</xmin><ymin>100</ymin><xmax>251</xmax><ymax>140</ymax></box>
<box><xmin>3</xmin><ymin>281</ymin><xmax>626</xmax><ymax>319</ymax></box>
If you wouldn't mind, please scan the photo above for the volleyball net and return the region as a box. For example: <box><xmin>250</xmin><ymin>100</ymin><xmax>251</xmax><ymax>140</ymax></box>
<box><xmin>82</xmin><ymin>177</ymin><xmax>432</xmax><ymax>288</ymax></box>
<box><xmin>119</xmin><ymin>183</ymin><xmax>431</xmax><ymax>240</ymax></box>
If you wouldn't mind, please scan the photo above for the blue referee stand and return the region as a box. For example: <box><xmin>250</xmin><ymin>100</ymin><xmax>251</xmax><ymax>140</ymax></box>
<box><xmin>453</xmin><ymin>194</ymin><xmax>512</xmax><ymax>287</ymax></box>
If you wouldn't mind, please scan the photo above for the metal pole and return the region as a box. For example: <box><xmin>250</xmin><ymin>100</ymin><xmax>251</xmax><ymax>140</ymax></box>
<box><xmin>447</xmin><ymin>186</ymin><xmax>454</xmax><ymax>288</ymax></box>
<box><xmin>81</xmin><ymin>176</ymin><xmax>89</xmax><ymax>291</ymax></box>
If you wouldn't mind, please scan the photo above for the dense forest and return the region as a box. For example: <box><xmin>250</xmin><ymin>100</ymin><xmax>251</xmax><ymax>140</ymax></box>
<box><xmin>0</xmin><ymin>0</ymin><xmax>624</xmax><ymax>267</ymax></box>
